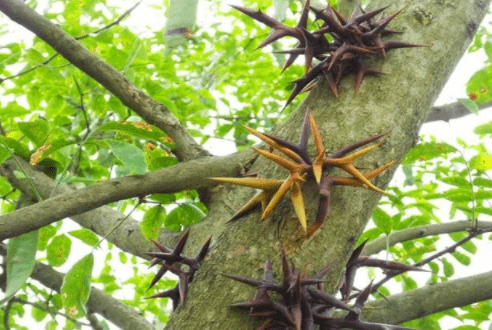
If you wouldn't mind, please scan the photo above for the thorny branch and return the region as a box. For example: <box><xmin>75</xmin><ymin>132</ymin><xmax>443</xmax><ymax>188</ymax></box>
<box><xmin>362</xmin><ymin>220</ymin><xmax>492</xmax><ymax>256</ymax></box>
<box><xmin>355</xmin><ymin>227</ymin><xmax>492</xmax><ymax>299</ymax></box>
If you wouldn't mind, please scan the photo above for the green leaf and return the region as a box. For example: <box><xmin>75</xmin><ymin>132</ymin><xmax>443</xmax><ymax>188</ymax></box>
<box><xmin>46</xmin><ymin>320</ymin><xmax>58</xmax><ymax>330</ymax></box>
<box><xmin>452</xmin><ymin>251</ymin><xmax>471</xmax><ymax>265</ymax></box>
<box><xmin>109</xmin><ymin>141</ymin><xmax>147</xmax><ymax>176</ymax></box>
<box><xmin>439</xmin><ymin>176</ymin><xmax>470</xmax><ymax>187</ymax></box>
<box><xmin>119</xmin><ymin>252</ymin><xmax>128</xmax><ymax>264</ymax></box>
<box><xmin>18</xmin><ymin>119</ymin><xmax>49</xmax><ymax>147</ymax></box>
<box><xmin>0</xmin><ymin>230</ymin><xmax>38</xmax><ymax>306</ymax></box>
<box><xmin>441</xmin><ymin>258</ymin><xmax>454</xmax><ymax>277</ymax></box>
<box><xmin>0</xmin><ymin>136</ymin><xmax>31</xmax><ymax>160</ymax></box>
<box><xmin>402</xmin><ymin>275</ymin><xmax>417</xmax><ymax>290</ymax></box>
<box><xmin>473</xmin><ymin>177</ymin><xmax>492</xmax><ymax>188</ymax></box>
<box><xmin>68</xmin><ymin>229</ymin><xmax>100</xmax><ymax>247</ymax></box>
<box><xmin>458</xmin><ymin>98</ymin><xmax>479</xmax><ymax>114</ymax></box>
<box><xmin>38</xmin><ymin>225</ymin><xmax>57</xmax><ymax>251</ymax></box>
<box><xmin>47</xmin><ymin>235</ymin><xmax>72</xmax><ymax>267</ymax></box>
<box><xmin>31</xmin><ymin>306</ymin><xmax>48</xmax><ymax>321</ymax></box>
<box><xmin>470</xmin><ymin>153</ymin><xmax>492</xmax><ymax>170</ymax></box>
<box><xmin>165</xmin><ymin>203</ymin><xmax>207</xmax><ymax>231</ymax></box>
<box><xmin>61</xmin><ymin>254</ymin><xmax>94</xmax><ymax>318</ymax></box>
<box><xmin>141</xmin><ymin>205</ymin><xmax>166</xmax><ymax>240</ymax></box>
<box><xmin>403</xmin><ymin>141</ymin><xmax>456</xmax><ymax>164</ymax></box>
<box><xmin>474</xmin><ymin>120</ymin><xmax>492</xmax><ymax>136</ymax></box>
<box><xmin>372</xmin><ymin>207</ymin><xmax>392</xmax><ymax>234</ymax></box>
<box><xmin>466</xmin><ymin>64</ymin><xmax>492</xmax><ymax>105</ymax></box>
<box><xmin>0</xmin><ymin>145</ymin><xmax>10</xmax><ymax>165</ymax></box>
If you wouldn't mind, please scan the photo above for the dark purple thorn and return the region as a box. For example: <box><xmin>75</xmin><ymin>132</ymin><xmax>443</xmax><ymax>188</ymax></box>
<box><xmin>281</xmin><ymin>248</ymin><xmax>292</xmax><ymax>289</ymax></box>
<box><xmin>298</xmin><ymin>0</ymin><xmax>311</xmax><ymax>29</ymax></box>
<box><xmin>147</xmin><ymin>264</ymin><xmax>169</xmax><ymax>290</ymax></box>
<box><xmin>345</xmin><ymin>281</ymin><xmax>373</xmax><ymax>321</ymax></box>
<box><xmin>173</xmin><ymin>228</ymin><xmax>190</xmax><ymax>255</ymax></box>
<box><xmin>230</xmin><ymin>5</ymin><xmax>281</xmax><ymax>28</ymax></box>
<box><xmin>195</xmin><ymin>236</ymin><xmax>212</xmax><ymax>263</ymax></box>
<box><xmin>356</xmin><ymin>258</ymin><xmax>429</xmax><ymax>272</ymax></box>
<box><xmin>146</xmin><ymin>285</ymin><xmax>180</xmax><ymax>310</ymax></box>
<box><xmin>220</xmin><ymin>273</ymin><xmax>264</xmax><ymax>288</ymax></box>
<box><xmin>178</xmin><ymin>273</ymin><xmax>189</xmax><ymax>303</ymax></box>
<box><xmin>310</xmin><ymin>6</ymin><xmax>346</xmax><ymax>37</ymax></box>
<box><xmin>307</xmin><ymin>287</ymin><xmax>352</xmax><ymax>311</ymax></box>
<box><xmin>352</xmin><ymin>6</ymin><xmax>389</xmax><ymax>24</ymax></box>
<box><xmin>151</xmin><ymin>239</ymin><xmax>172</xmax><ymax>253</ymax></box>
<box><xmin>383</xmin><ymin>40</ymin><xmax>426</xmax><ymax>50</ymax></box>
<box><xmin>328</xmin><ymin>131</ymin><xmax>388</xmax><ymax>159</ymax></box>
<box><xmin>145</xmin><ymin>252</ymin><xmax>185</xmax><ymax>263</ymax></box>
<box><xmin>362</xmin><ymin>9</ymin><xmax>403</xmax><ymax>42</ymax></box>
<box><xmin>262</xmin><ymin>108</ymin><xmax>312</xmax><ymax>164</ymax></box>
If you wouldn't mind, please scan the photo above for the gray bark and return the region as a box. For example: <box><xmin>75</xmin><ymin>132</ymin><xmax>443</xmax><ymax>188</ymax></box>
<box><xmin>164</xmin><ymin>0</ymin><xmax>491</xmax><ymax>328</ymax></box>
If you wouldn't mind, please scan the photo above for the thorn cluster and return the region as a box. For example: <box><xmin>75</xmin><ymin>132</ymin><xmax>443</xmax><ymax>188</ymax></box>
<box><xmin>144</xmin><ymin>230</ymin><xmax>211</xmax><ymax>309</ymax></box>
<box><xmin>223</xmin><ymin>243</ymin><xmax>424</xmax><ymax>330</ymax></box>
<box><xmin>232</xmin><ymin>1</ymin><xmax>421</xmax><ymax>107</ymax></box>
<box><xmin>211</xmin><ymin>110</ymin><xmax>396</xmax><ymax>236</ymax></box>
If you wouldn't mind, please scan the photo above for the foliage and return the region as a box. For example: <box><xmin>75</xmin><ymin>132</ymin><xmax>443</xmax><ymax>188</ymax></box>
<box><xmin>0</xmin><ymin>0</ymin><xmax>491</xmax><ymax>329</ymax></box>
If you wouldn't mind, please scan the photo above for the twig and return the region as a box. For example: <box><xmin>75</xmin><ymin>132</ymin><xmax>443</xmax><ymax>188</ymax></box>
<box><xmin>3</xmin><ymin>299</ymin><xmax>12</xmax><ymax>330</ymax></box>
<box><xmin>362</xmin><ymin>220</ymin><xmax>492</xmax><ymax>256</ymax></box>
<box><xmin>73</xmin><ymin>76</ymin><xmax>91</xmax><ymax>137</ymax></box>
<box><xmin>93</xmin><ymin>198</ymin><xmax>141</xmax><ymax>249</ymax></box>
<box><xmin>76</xmin><ymin>1</ymin><xmax>142</xmax><ymax>40</ymax></box>
<box><xmin>0</xmin><ymin>53</ymin><xmax>59</xmax><ymax>84</ymax></box>
<box><xmin>359</xmin><ymin>227</ymin><xmax>492</xmax><ymax>299</ymax></box>
<box><xmin>0</xmin><ymin>2</ymin><xmax>141</xmax><ymax>84</ymax></box>
<box><xmin>0</xmin><ymin>119</ymin><xmax>7</xmax><ymax>136</ymax></box>
<box><xmin>10</xmin><ymin>297</ymin><xmax>91</xmax><ymax>326</ymax></box>
<box><xmin>86</xmin><ymin>311</ymin><xmax>104</xmax><ymax>330</ymax></box>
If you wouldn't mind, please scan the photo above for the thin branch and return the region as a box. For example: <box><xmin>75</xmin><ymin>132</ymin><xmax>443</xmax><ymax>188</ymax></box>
<box><xmin>0</xmin><ymin>244</ymin><xmax>155</xmax><ymax>330</ymax></box>
<box><xmin>10</xmin><ymin>297</ymin><xmax>91</xmax><ymax>327</ymax></box>
<box><xmin>3</xmin><ymin>299</ymin><xmax>12</xmax><ymax>330</ymax></box>
<box><xmin>0</xmin><ymin>0</ymin><xmax>208</xmax><ymax>162</ymax></box>
<box><xmin>362</xmin><ymin>220</ymin><xmax>492</xmax><ymax>256</ymax></box>
<box><xmin>77</xmin><ymin>2</ymin><xmax>142</xmax><ymax>40</ymax></box>
<box><xmin>0</xmin><ymin>150</ymin><xmax>254</xmax><ymax>243</ymax></box>
<box><xmin>86</xmin><ymin>311</ymin><xmax>105</xmax><ymax>330</ymax></box>
<box><xmin>426</xmin><ymin>100</ymin><xmax>492</xmax><ymax>123</ymax></box>
<box><xmin>360</xmin><ymin>228</ymin><xmax>492</xmax><ymax>299</ymax></box>
<box><xmin>0</xmin><ymin>53</ymin><xmax>59</xmax><ymax>84</ymax></box>
<box><xmin>362</xmin><ymin>270</ymin><xmax>492</xmax><ymax>325</ymax></box>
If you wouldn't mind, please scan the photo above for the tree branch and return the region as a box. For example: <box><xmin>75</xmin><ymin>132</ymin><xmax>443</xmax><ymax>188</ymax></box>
<box><xmin>0</xmin><ymin>2</ymin><xmax>141</xmax><ymax>84</ymax></box>
<box><xmin>0</xmin><ymin>0</ymin><xmax>207</xmax><ymax>162</ymax></box>
<box><xmin>362</xmin><ymin>270</ymin><xmax>492</xmax><ymax>324</ymax></box>
<box><xmin>0</xmin><ymin>150</ymin><xmax>254</xmax><ymax>243</ymax></box>
<box><xmin>426</xmin><ymin>100</ymin><xmax>492</xmax><ymax>123</ymax></box>
<box><xmin>362</xmin><ymin>220</ymin><xmax>492</xmax><ymax>256</ymax></box>
<box><xmin>0</xmin><ymin>244</ymin><xmax>155</xmax><ymax>330</ymax></box>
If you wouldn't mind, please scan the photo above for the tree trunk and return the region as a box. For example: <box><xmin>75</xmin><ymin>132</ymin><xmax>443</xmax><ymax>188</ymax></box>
<box><xmin>164</xmin><ymin>0</ymin><xmax>489</xmax><ymax>328</ymax></box>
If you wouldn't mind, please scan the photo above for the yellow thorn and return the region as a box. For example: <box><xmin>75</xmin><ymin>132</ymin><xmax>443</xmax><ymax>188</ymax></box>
<box><xmin>210</xmin><ymin>177</ymin><xmax>283</xmax><ymax>190</ymax></box>
<box><xmin>290</xmin><ymin>182</ymin><xmax>307</xmax><ymax>232</ymax></box>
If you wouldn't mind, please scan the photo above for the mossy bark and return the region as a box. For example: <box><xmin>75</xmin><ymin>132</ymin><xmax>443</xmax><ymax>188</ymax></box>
<box><xmin>165</xmin><ymin>0</ymin><xmax>490</xmax><ymax>328</ymax></box>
